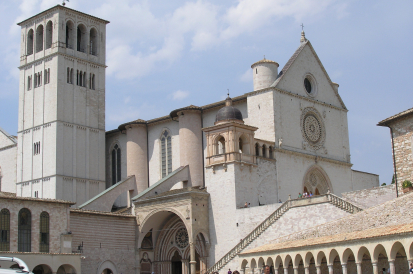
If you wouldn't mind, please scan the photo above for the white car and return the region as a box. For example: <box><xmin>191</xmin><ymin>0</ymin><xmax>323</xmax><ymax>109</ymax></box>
<box><xmin>0</xmin><ymin>257</ymin><xmax>33</xmax><ymax>274</ymax></box>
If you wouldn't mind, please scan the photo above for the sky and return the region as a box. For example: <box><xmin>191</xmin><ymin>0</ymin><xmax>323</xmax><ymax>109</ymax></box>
<box><xmin>0</xmin><ymin>0</ymin><xmax>412</xmax><ymax>185</ymax></box>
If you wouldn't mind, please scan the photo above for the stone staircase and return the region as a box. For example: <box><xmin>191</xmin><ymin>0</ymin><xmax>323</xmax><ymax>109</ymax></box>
<box><xmin>205</xmin><ymin>194</ymin><xmax>362</xmax><ymax>273</ymax></box>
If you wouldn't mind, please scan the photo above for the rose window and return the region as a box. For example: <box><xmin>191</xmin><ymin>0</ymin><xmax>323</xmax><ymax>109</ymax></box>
<box><xmin>175</xmin><ymin>228</ymin><xmax>189</xmax><ymax>248</ymax></box>
<box><xmin>304</xmin><ymin>114</ymin><xmax>321</xmax><ymax>143</ymax></box>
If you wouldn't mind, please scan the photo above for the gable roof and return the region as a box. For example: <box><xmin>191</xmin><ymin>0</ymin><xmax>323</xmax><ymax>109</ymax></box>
<box><xmin>0</xmin><ymin>126</ymin><xmax>17</xmax><ymax>145</ymax></box>
<box><xmin>271</xmin><ymin>40</ymin><xmax>347</xmax><ymax>110</ymax></box>
<box><xmin>377</xmin><ymin>107</ymin><xmax>413</xmax><ymax>127</ymax></box>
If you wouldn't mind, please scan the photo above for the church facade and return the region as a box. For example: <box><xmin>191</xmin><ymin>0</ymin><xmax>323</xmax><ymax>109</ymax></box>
<box><xmin>0</xmin><ymin>5</ymin><xmax>388</xmax><ymax>274</ymax></box>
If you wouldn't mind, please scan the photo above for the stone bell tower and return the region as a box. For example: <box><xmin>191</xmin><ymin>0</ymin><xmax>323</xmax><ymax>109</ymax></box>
<box><xmin>203</xmin><ymin>96</ymin><xmax>257</xmax><ymax>170</ymax></box>
<box><xmin>16</xmin><ymin>5</ymin><xmax>109</xmax><ymax>205</ymax></box>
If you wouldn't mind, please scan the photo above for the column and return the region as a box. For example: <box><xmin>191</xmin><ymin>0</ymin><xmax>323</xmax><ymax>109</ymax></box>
<box><xmin>293</xmin><ymin>267</ymin><xmax>299</xmax><ymax>274</ymax></box>
<box><xmin>316</xmin><ymin>266</ymin><xmax>321</xmax><ymax>274</ymax></box>
<box><xmin>178</xmin><ymin>109</ymin><xmax>203</xmax><ymax>187</ymax></box>
<box><xmin>190</xmin><ymin>242</ymin><xmax>196</xmax><ymax>274</ymax></box>
<box><xmin>240</xmin><ymin>269</ymin><xmax>245</xmax><ymax>274</ymax></box>
<box><xmin>372</xmin><ymin>262</ymin><xmax>378</xmax><ymax>274</ymax></box>
<box><xmin>389</xmin><ymin>260</ymin><xmax>395</xmax><ymax>274</ymax></box>
<box><xmin>257</xmin><ymin>268</ymin><xmax>262</xmax><ymax>274</ymax></box>
<box><xmin>283</xmin><ymin>267</ymin><xmax>288</xmax><ymax>274</ymax></box>
<box><xmin>328</xmin><ymin>264</ymin><xmax>333</xmax><ymax>274</ymax></box>
<box><xmin>200</xmin><ymin>257</ymin><xmax>207</xmax><ymax>274</ymax></box>
<box><xmin>304</xmin><ymin>266</ymin><xmax>309</xmax><ymax>274</ymax></box>
<box><xmin>356</xmin><ymin>263</ymin><xmax>362</xmax><ymax>274</ymax></box>
<box><xmin>182</xmin><ymin>259</ymin><xmax>189</xmax><ymax>274</ymax></box>
<box><xmin>341</xmin><ymin>263</ymin><xmax>348</xmax><ymax>274</ymax></box>
<box><xmin>126</xmin><ymin>123</ymin><xmax>148</xmax><ymax>193</ymax></box>
<box><xmin>274</xmin><ymin>269</ymin><xmax>279</xmax><ymax>274</ymax></box>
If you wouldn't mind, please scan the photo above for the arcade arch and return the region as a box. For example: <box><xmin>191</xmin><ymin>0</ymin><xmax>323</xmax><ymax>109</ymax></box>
<box><xmin>303</xmin><ymin>165</ymin><xmax>332</xmax><ymax>195</ymax></box>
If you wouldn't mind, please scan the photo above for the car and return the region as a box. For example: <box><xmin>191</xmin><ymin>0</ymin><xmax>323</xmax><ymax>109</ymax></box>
<box><xmin>0</xmin><ymin>257</ymin><xmax>33</xmax><ymax>274</ymax></box>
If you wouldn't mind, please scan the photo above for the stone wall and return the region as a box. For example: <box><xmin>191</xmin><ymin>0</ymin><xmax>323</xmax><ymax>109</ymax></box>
<box><xmin>0</xmin><ymin>144</ymin><xmax>17</xmax><ymax>193</ymax></box>
<box><xmin>390</xmin><ymin>115</ymin><xmax>413</xmax><ymax>195</ymax></box>
<box><xmin>0</xmin><ymin>195</ymin><xmax>70</xmax><ymax>253</ymax></box>
<box><xmin>271</xmin><ymin>192</ymin><xmax>413</xmax><ymax>245</ymax></box>
<box><xmin>342</xmin><ymin>184</ymin><xmax>396</xmax><ymax>209</ymax></box>
<box><xmin>351</xmin><ymin>170</ymin><xmax>380</xmax><ymax>192</ymax></box>
<box><xmin>70</xmin><ymin>210</ymin><xmax>136</xmax><ymax>274</ymax></box>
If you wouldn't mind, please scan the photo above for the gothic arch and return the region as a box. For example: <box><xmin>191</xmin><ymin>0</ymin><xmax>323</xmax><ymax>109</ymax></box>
<box><xmin>159</xmin><ymin>129</ymin><xmax>173</xmax><ymax>178</ymax></box>
<box><xmin>302</xmin><ymin>165</ymin><xmax>333</xmax><ymax>195</ymax></box>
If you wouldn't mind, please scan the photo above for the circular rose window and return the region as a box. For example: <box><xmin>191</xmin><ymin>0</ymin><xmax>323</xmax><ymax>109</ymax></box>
<box><xmin>175</xmin><ymin>228</ymin><xmax>189</xmax><ymax>248</ymax></box>
<box><xmin>300</xmin><ymin>108</ymin><xmax>325</xmax><ymax>150</ymax></box>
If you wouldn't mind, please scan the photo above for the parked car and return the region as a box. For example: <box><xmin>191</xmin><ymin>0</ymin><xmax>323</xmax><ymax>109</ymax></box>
<box><xmin>0</xmin><ymin>257</ymin><xmax>33</xmax><ymax>274</ymax></box>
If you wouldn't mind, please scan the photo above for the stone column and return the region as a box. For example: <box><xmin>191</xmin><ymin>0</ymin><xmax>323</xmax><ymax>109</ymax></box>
<box><xmin>273</xmin><ymin>269</ymin><xmax>279</xmax><ymax>274</ymax></box>
<box><xmin>304</xmin><ymin>266</ymin><xmax>310</xmax><ymax>274</ymax></box>
<box><xmin>190</xmin><ymin>242</ymin><xmax>196</xmax><ymax>274</ymax></box>
<box><xmin>200</xmin><ymin>257</ymin><xmax>207</xmax><ymax>274</ymax></box>
<box><xmin>126</xmin><ymin>123</ymin><xmax>148</xmax><ymax>193</ymax></box>
<box><xmin>316</xmin><ymin>266</ymin><xmax>321</xmax><ymax>274</ymax></box>
<box><xmin>257</xmin><ymin>268</ymin><xmax>262</xmax><ymax>274</ymax></box>
<box><xmin>293</xmin><ymin>267</ymin><xmax>299</xmax><ymax>274</ymax></box>
<box><xmin>372</xmin><ymin>262</ymin><xmax>378</xmax><ymax>274</ymax></box>
<box><xmin>240</xmin><ymin>269</ymin><xmax>245</xmax><ymax>274</ymax></box>
<box><xmin>341</xmin><ymin>263</ymin><xmax>347</xmax><ymax>274</ymax></box>
<box><xmin>182</xmin><ymin>259</ymin><xmax>189</xmax><ymax>274</ymax></box>
<box><xmin>178</xmin><ymin>109</ymin><xmax>203</xmax><ymax>187</ymax></box>
<box><xmin>328</xmin><ymin>264</ymin><xmax>333</xmax><ymax>274</ymax></box>
<box><xmin>389</xmin><ymin>260</ymin><xmax>395</xmax><ymax>274</ymax></box>
<box><xmin>283</xmin><ymin>267</ymin><xmax>288</xmax><ymax>274</ymax></box>
<box><xmin>356</xmin><ymin>263</ymin><xmax>362</xmax><ymax>274</ymax></box>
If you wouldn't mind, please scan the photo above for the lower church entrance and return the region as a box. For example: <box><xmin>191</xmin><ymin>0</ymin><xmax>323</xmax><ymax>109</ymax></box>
<box><xmin>171</xmin><ymin>251</ymin><xmax>183</xmax><ymax>274</ymax></box>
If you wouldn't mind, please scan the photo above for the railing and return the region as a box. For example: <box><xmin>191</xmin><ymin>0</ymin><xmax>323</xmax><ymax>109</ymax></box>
<box><xmin>205</xmin><ymin>193</ymin><xmax>362</xmax><ymax>273</ymax></box>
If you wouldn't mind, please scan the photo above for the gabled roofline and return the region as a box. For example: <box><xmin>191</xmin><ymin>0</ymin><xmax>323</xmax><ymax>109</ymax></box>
<box><xmin>0</xmin><ymin>126</ymin><xmax>17</xmax><ymax>145</ymax></box>
<box><xmin>377</xmin><ymin>107</ymin><xmax>413</xmax><ymax>127</ymax></box>
<box><xmin>17</xmin><ymin>5</ymin><xmax>110</xmax><ymax>26</ymax></box>
<box><xmin>272</xmin><ymin>40</ymin><xmax>347</xmax><ymax>110</ymax></box>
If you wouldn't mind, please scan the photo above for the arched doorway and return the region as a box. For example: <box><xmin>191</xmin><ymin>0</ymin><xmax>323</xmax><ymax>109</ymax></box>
<box><xmin>140</xmin><ymin>210</ymin><xmax>207</xmax><ymax>274</ymax></box>
<box><xmin>101</xmin><ymin>269</ymin><xmax>113</xmax><ymax>274</ymax></box>
<box><xmin>57</xmin><ymin>264</ymin><xmax>76</xmax><ymax>274</ymax></box>
<box><xmin>33</xmin><ymin>264</ymin><xmax>52</xmax><ymax>274</ymax></box>
<box><xmin>171</xmin><ymin>251</ymin><xmax>182</xmax><ymax>274</ymax></box>
<box><xmin>303</xmin><ymin>165</ymin><xmax>332</xmax><ymax>195</ymax></box>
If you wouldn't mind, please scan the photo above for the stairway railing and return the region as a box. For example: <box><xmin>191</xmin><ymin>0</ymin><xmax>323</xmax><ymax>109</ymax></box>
<box><xmin>205</xmin><ymin>193</ymin><xmax>362</xmax><ymax>273</ymax></box>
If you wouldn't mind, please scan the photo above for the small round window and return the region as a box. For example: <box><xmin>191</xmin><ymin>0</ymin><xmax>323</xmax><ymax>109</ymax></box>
<box><xmin>304</xmin><ymin>78</ymin><xmax>312</xmax><ymax>94</ymax></box>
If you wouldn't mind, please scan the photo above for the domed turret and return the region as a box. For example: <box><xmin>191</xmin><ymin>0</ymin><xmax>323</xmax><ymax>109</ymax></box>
<box><xmin>251</xmin><ymin>57</ymin><xmax>279</xmax><ymax>91</ymax></box>
<box><xmin>215</xmin><ymin>96</ymin><xmax>243</xmax><ymax>124</ymax></box>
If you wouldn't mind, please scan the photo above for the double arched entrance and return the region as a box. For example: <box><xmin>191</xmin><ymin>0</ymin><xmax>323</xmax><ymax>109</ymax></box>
<box><xmin>138</xmin><ymin>210</ymin><xmax>209</xmax><ymax>274</ymax></box>
<box><xmin>303</xmin><ymin>165</ymin><xmax>332</xmax><ymax>196</ymax></box>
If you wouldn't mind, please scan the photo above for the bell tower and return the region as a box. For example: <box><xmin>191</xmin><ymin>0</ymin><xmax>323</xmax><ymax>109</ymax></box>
<box><xmin>16</xmin><ymin>5</ymin><xmax>109</xmax><ymax>205</ymax></box>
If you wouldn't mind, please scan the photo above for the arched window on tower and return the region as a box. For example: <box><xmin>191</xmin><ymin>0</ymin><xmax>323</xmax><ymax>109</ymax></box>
<box><xmin>39</xmin><ymin>212</ymin><xmax>49</xmax><ymax>252</ymax></box>
<box><xmin>27</xmin><ymin>29</ymin><xmax>34</xmax><ymax>55</ymax></box>
<box><xmin>66</xmin><ymin>21</ymin><xmax>74</xmax><ymax>49</ymax></box>
<box><xmin>36</xmin><ymin>25</ymin><xmax>43</xmax><ymax>53</ymax></box>
<box><xmin>77</xmin><ymin>24</ymin><xmax>87</xmax><ymax>53</ymax></box>
<box><xmin>255</xmin><ymin>143</ymin><xmax>260</xmax><ymax>156</ymax></box>
<box><xmin>45</xmin><ymin>21</ymin><xmax>53</xmax><ymax>49</ymax></box>
<box><xmin>216</xmin><ymin>136</ymin><xmax>225</xmax><ymax>155</ymax></box>
<box><xmin>112</xmin><ymin>144</ymin><xmax>121</xmax><ymax>185</ymax></box>
<box><xmin>18</xmin><ymin>208</ymin><xmax>31</xmax><ymax>252</ymax></box>
<box><xmin>161</xmin><ymin>131</ymin><xmax>172</xmax><ymax>178</ymax></box>
<box><xmin>90</xmin><ymin>28</ymin><xmax>98</xmax><ymax>56</ymax></box>
<box><xmin>0</xmin><ymin>208</ymin><xmax>10</xmax><ymax>251</ymax></box>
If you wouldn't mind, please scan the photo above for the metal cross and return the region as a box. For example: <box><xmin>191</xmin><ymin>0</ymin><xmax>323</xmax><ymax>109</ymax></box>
<box><xmin>227</xmin><ymin>89</ymin><xmax>230</xmax><ymax>97</ymax></box>
<box><xmin>62</xmin><ymin>0</ymin><xmax>69</xmax><ymax>6</ymax></box>
<box><xmin>301</xmin><ymin>23</ymin><xmax>304</xmax><ymax>31</ymax></box>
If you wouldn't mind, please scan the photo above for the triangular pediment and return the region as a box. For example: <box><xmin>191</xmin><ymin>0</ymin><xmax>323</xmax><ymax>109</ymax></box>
<box><xmin>272</xmin><ymin>41</ymin><xmax>346</xmax><ymax>109</ymax></box>
<box><xmin>0</xmin><ymin>126</ymin><xmax>17</xmax><ymax>148</ymax></box>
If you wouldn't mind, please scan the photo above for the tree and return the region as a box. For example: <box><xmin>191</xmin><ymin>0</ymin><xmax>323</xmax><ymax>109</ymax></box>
<box><xmin>391</xmin><ymin>174</ymin><xmax>395</xmax><ymax>184</ymax></box>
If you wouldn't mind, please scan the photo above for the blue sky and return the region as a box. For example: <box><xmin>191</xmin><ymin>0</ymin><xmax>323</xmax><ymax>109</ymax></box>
<box><xmin>0</xmin><ymin>0</ymin><xmax>412</xmax><ymax>185</ymax></box>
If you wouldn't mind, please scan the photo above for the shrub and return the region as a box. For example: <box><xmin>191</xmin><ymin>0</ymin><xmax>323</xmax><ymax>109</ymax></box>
<box><xmin>402</xmin><ymin>180</ymin><xmax>412</xmax><ymax>189</ymax></box>
<box><xmin>381</xmin><ymin>183</ymin><xmax>386</xmax><ymax>186</ymax></box>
